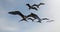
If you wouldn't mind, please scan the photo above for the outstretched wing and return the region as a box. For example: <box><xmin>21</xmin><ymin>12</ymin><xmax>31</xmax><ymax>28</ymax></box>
<box><xmin>46</xmin><ymin>20</ymin><xmax>54</xmax><ymax>22</ymax></box>
<box><xmin>8</xmin><ymin>11</ymin><xmax>18</xmax><ymax>15</ymax></box>
<box><xmin>26</xmin><ymin>4</ymin><xmax>38</xmax><ymax>10</ymax></box>
<box><xmin>27</xmin><ymin>18</ymin><xmax>34</xmax><ymax>21</ymax></box>
<box><xmin>32</xmin><ymin>4</ymin><xmax>37</xmax><ymax>6</ymax></box>
<box><xmin>33</xmin><ymin>7</ymin><xmax>38</xmax><ymax>10</ymax></box>
<box><xmin>8</xmin><ymin>11</ymin><xmax>25</xmax><ymax>18</ymax></box>
<box><xmin>8</xmin><ymin>11</ymin><xmax>28</xmax><ymax>22</ymax></box>
<box><xmin>42</xmin><ymin>18</ymin><xmax>49</xmax><ymax>20</ymax></box>
<box><xmin>32</xmin><ymin>3</ymin><xmax>45</xmax><ymax>8</ymax></box>
<box><xmin>39</xmin><ymin>3</ymin><xmax>45</xmax><ymax>6</ymax></box>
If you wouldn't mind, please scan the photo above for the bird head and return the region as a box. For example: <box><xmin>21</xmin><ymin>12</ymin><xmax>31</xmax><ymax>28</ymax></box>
<box><xmin>8</xmin><ymin>11</ymin><xmax>20</xmax><ymax>15</ymax></box>
<box><xmin>26</xmin><ymin>4</ymin><xmax>30</xmax><ymax>6</ymax></box>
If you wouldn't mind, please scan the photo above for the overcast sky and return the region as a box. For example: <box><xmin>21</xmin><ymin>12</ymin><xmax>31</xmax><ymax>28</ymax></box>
<box><xmin>0</xmin><ymin>0</ymin><xmax>60</xmax><ymax>32</ymax></box>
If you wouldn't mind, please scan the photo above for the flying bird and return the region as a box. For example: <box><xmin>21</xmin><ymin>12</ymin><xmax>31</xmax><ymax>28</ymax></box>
<box><xmin>8</xmin><ymin>11</ymin><xmax>27</xmax><ymax>22</ymax></box>
<box><xmin>32</xmin><ymin>3</ymin><xmax>45</xmax><ymax>8</ymax></box>
<box><xmin>42</xmin><ymin>18</ymin><xmax>50</xmax><ymax>20</ymax></box>
<box><xmin>27</xmin><ymin>13</ymin><xmax>42</xmax><ymax>23</ymax></box>
<box><xmin>27</xmin><ymin>18</ymin><xmax>34</xmax><ymax>22</ymax></box>
<box><xmin>26</xmin><ymin>13</ymin><xmax>51</xmax><ymax>23</ymax></box>
<box><xmin>26</xmin><ymin>4</ymin><xmax>38</xmax><ymax>10</ymax></box>
<box><xmin>46</xmin><ymin>20</ymin><xmax>54</xmax><ymax>22</ymax></box>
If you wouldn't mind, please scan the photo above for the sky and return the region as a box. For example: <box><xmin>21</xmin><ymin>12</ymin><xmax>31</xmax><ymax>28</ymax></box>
<box><xmin>0</xmin><ymin>0</ymin><xmax>60</xmax><ymax>32</ymax></box>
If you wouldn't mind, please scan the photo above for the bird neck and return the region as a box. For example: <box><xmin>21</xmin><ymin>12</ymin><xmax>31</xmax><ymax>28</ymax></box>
<box><xmin>18</xmin><ymin>13</ymin><xmax>25</xmax><ymax>18</ymax></box>
<box><xmin>28</xmin><ymin>4</ymin><xmax>31</xmax><ymax>7</ymax></box>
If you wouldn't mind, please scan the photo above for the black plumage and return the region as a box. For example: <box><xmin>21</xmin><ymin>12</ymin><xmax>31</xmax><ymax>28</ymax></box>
<box><xmin>8</xmin><ymin>11</ymin><xmax>27</xmax><ymax>21</ymax></box>
<box><xmin>27</xmin><ymin>13</ymin><xmax>41</xmax><ymax>23</ymax></box>
<box><xmin>26</xmin><ymin>4</ymin><xmax>38</xmax><ymax>10</ymax></box>
<box><xmin>32</xmin><ymin>3</ymin><xmax>45</xmax><ymax>8</ymax></box>
<box><xmin>42</xmin><ymin>18</ymin><xmax>49</xmax><ymax>20</ymax></box>
<box><xmin>27</xmin><ymin>18</ymin><xmax>34</xmax><ymax>22</ymax></box>
<box><xmin>47</xmin><ymin>20</ymin><xmax>54</xmax><ymax>22</ymax></box>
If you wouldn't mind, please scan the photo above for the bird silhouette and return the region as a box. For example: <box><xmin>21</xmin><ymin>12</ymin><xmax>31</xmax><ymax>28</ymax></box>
<box><xmin>26</xmin><ymin>4</ymin><xmax>38</xmax><ymax>10</ymax></box>
<box><xmin>27</xmin><ymin>13</ymin><xmax>51</xmax><ymax>23</ymax></box>
<box><xmin>8</xmin><ymin>11</ymin><xmax>27</xmax><ymax>22</ymax></box>
<box><xmin>27</xmin><ymin>13</ymin><xmax>42</xmax><ymax>23</ymax></box>
<box><xmin>27</xmin><ymin>18</ymin><xmax>34</xmax><ymax>22</ymax></box>
<box><xmin>42</xmin><ymin>18</ymin><xmax>49</xmax><ymax>20</ymax></box>
<box><xmin>46</xmin><ymin>20</ymin><xmax>54</xmax><ymax>22</ymax></box>
<box><xmin>32</xmin><ymin>3</ymin><xmax>45</xmax><ymax>8</ymax></box>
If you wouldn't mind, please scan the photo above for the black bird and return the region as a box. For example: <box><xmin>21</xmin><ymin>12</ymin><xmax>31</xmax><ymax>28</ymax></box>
<box><xmin>8</xmin><ymin>11</ymin><xmax>27</xmax><ymax>21</ymax></box>
<box><xmin>27</xmin><ymin>13</ymin><xmax>42</xmax><ymax>23</ymax></box>
<box><xmin>32</xmin><ymin>3</ymin><xmax>45</xmax><ymax>8</ymax></box>
<box><xmin>46</xmin><ymin>20</ymin><xmax>54</xmax><ymax>22</ymax></box>
<box><xmin>42</xmin><ymin>18</ymin><xmax>50</xmax><ymax>20</ymax></box>
<box><xmin>27</xmin><ymin>18</ymin><xmax>34</xmax><ymax>22</ymax></box>
<box><xmin>26</xmin><ymin>4</ymin><xmax>38</xmax><ymax>10</ymax></box>
<box><xmin>26</xmin><ymin>13</ymin><xmax>50</xmax><ymax>23</ymax></box>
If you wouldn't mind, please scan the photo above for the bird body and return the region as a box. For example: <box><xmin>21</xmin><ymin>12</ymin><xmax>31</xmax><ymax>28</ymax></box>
<box><xmin>27</xmin><ymin>13</ymin><xmax>41</xmax><ymax>23</ymax></box>
<box><xmin>26</xmin><ymin>4</ymin><xmax>38</xmax><ymax>10</ymax></box>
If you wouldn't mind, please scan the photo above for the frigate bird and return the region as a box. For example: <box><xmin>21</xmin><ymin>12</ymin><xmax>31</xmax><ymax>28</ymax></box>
<box><xmin>27</xmin><ymin>13</ymin><xmax>42</xmax><ymax>23</ymax></box>
<box><xmin>27</xmin><ymin>18</ymin><xmax>34</xmax><ymax>22</ymax></box>
<box><xmin>42</xmin><ymin>18</ymin><xmax>50</xmax><ymax>20</ymax></box>
<box><xmin>32</xmin><ymin>3</ymin><xmax>45</xmax><ymax>8</ymax></box>
<box><xmin>26</xmin><ymin>4</ymin><xmax>38</xmax><ymax>10</ymax></box>
<box><xmin>26</xmin><ymin>13</ymin><xmax>51</xmax><ymax>23</ymax></box>
<box><xmin>46</xmin><ymin>20</ymin><xmax>54</xmax><ymax>22</ymax></box>
<box><xmin>8</xmin><ymin>11</ymin><xmax>27</xmax><ymax>21</ymax></box>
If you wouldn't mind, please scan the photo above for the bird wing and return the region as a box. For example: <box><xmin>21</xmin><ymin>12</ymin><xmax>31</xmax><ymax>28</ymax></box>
<box><xmin>32</xmin><ymin>7</ymin><xmax>38</xmax><ymax>10</ymax></box>
<box><xmin>42</xmin><ymin>18</ymin><xmax>49</xmax><ymax>20</ymax></box>
<box><xmin>32</xmin><ymin>4</ymin><xmax>37</xmax><ymax>6</ymax></box>
<box><xmin>39</xmin><ymin>3</ymin><xmax>45</xmax><ymax>6</ymax></box>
